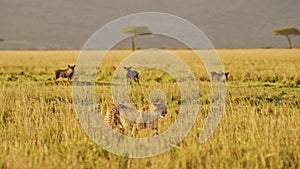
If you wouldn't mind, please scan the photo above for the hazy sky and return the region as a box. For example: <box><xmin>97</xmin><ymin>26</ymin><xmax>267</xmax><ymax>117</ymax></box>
<box><xmin>1</xmin><ymin>0</ymin><xmax>300</xmax><ymax>49</ymax></box>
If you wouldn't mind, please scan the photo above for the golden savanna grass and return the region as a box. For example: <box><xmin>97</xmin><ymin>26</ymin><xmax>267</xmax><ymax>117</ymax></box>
<box><xmin>0</xmin><ymin>49</ymin><xmax>299</xmax><ymax>169</ymax></box>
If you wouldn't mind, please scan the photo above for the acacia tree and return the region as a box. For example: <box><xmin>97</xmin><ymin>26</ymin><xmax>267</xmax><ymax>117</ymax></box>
<box><xmin>121</xmin><ymin>26</ymin><xmax>152</xmax><ymax>51</ymax></box>
<box><xmin>274</xmin><ymin>26</ymin><xmax>300</xmax><ymax>49</ymax></box>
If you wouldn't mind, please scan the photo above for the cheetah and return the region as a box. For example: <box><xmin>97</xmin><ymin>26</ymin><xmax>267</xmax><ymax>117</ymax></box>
<box><xmin>105</xmin><ymin>103</ymin><xmax>167</xmax><ymax>136</ymax></box>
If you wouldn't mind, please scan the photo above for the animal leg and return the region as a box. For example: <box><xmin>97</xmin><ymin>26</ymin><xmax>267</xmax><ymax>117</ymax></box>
<box><xmin>152</xmin><ymin>124</ymin><xmax>158</xmax><ymax>136</ymax></box>
<box><xmin>131</xmin><ymin>124</ymin><xmax>140</xmax><ymax>137</ymax></box>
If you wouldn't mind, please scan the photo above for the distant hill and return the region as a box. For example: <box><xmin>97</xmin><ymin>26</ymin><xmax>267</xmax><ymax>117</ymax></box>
<box><xmin>1</xmin><ymin>0</ymin><xmax>300</xmax><ymax>49</ymax></box>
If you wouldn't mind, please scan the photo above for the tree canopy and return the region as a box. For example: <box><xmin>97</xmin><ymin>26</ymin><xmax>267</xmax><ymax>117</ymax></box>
<box><xmin>274</xmin><ymin>27</ymin><xmax>300</xmax><ymax>36</ymax></box>
<box><xmin>121</xmin><ymin>25</ymin><xmax>152</xmax><ymax>51</ymax></box>
<box><xmin>274</xmin><ymin>26</ymin><xmax>300</xmax><ymax>49</ymax></box>
<box><xmin>121</xmin><ymin>25</ymin><xmax>152</xmax><ymax>35</ymax></box>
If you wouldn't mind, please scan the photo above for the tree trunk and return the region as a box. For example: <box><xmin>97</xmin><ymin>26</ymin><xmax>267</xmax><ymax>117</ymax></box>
<box><xmin>286</xmin><ymin>35</ymin><xmax>292</xmax><ymax>49</ymax></box>
<box><xmin>131</xmin><ymin>35</ymin><xmax>135</xmax><ymax>51</ymax></box>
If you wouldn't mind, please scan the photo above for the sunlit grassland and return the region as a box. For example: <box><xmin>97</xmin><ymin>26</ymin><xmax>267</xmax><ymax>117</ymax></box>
<box><xmin>0</xmin><ymin>49</ymin><xmax>299</xmax><ymax>169</ymax></box>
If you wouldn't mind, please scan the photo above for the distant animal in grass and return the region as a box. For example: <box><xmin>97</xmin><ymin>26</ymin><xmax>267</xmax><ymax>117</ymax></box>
<box><xmin>211</xmin><ymin>71</ymin><xmax>229</xmax><ymax>83</ymax></box>
<box><xmin>54</xmin><ymin>65</ymin><xmax>76</xmax><ymax>82</ymax></box>
<box><xmin>105</xmin><ymin>103</ymin><xmax>168</xmax><ymax>136</ymax></box>
<box><xmin>124</xmin><ymin>66</ymin><xmax>139</xmax><ymax>85</ymax></box>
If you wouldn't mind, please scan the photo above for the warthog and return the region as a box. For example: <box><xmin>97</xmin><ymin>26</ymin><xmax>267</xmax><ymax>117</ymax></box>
<box><xmin>211</xmin><ymin>71</ymin><xmax>229</xmax><ymax>83</ymax></box>
<box><xmin>124</xmin><ymin>66</ymin><xmax>139</xmax><ymax>85</ymax></box>
<box><xmin>54</xmin><ymin>65</ymin><xmax>76</xmax><ymax>82</ymax></box>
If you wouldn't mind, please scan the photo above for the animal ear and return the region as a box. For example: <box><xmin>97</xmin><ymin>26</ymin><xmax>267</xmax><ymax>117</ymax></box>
<box><xmin>142</xmin><ymin>106</ymin><xmax>149</xmax><ymax>112</ymax></box>
<box><xmin>74</xmin><ymin>65</ymin><xmax>76</xmax><ymax>67</ymax></box>
<box><xmin>68</xmin><ymin>65</ymin><xmax>70</xmax><ymax>68</ymax></box>
<box><xmin>124</xmin><ymin>66</ymin><xmax>126</xmax><ymax>69</ymax></box>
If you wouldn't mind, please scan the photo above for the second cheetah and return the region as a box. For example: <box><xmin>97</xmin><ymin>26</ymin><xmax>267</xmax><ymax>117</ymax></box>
<box><xmin>105</xmin><ymin>103</ymin><xmax>167</xmax><ymax>136</ymax></box>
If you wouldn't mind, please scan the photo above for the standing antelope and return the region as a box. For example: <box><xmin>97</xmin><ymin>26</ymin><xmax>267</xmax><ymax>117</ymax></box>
<box><xmin>124</xmin><ymin>66</ymin><xmax>139</xmax><ymax>85</ymax></box>
<box><xmin>211</xmin><ymin>71</ymin><xmax>229</xmax><ymax>83</ymax></box>
<box><xmin>54</xmin><ymin>65</ymin><xmax>76</xmax><ymax>82</ymax></box>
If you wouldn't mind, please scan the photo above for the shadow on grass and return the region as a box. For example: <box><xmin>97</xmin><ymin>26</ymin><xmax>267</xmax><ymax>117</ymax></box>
<box><xmin>44</xmin><ymin>81</ymin><xmax>114</xmax><ymax>86</ymax></box>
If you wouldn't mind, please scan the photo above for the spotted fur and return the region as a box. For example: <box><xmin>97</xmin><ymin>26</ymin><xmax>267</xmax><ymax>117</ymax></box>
<box><xmin>105</xmin><ymin>103</ymin><xmax>167</xmax><ymax>136</ymax></box>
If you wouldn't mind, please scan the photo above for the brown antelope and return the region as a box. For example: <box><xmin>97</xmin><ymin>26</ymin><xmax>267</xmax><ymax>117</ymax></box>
<box><xmin>54</xmin><ymin>65</ymin><xmax>76</xmax><ymax>82</ymax></box>
<box><xmin>211</xmin><ymin>71</ymin><xmax>229</xmax><ymax>83</ymax></box>
<box><xmin>124</xmin><ymin>66</ymin><xmax>139</xmax><ymax>85</ymax></box>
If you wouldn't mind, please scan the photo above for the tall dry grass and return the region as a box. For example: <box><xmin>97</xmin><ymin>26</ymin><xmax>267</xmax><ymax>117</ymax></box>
<box><xmin>0</xmin><ymin>49</ymin><xmax>299</xmax><ymax>169</ymax></box>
